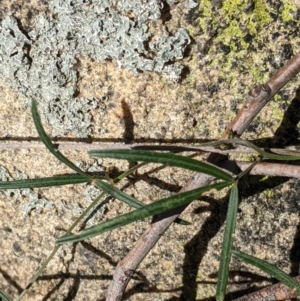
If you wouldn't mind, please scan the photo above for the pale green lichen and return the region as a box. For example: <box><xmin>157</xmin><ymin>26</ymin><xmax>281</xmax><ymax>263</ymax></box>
<box><xmin>195</xmin><ymin>0</ymin><xmax>274</xmax><ymax>82</ymax></box>
<box><xmin>248</xmin><ymin>63</ymin><xmax>270</xmax><ymax>85</ymax></box>
<box><xmin>198</xmin><ymin>0</ymin><xmax>273</xmax><ymax>41</ymax></box>
<box><xmin>197</xmin><ymin>0</ymin><xmax>214</xmax><ymax>33</ymax></box>
<box><xmin>215</xmin><ymin>20</ymin><xmax>247</xmax><ymax>51</ymax></box>
<box><xmin>263</xmin><ymin>189</ymin><xmax>274</xmax><ymax>199</ymax></box>
<box><xmin>251</xmin><ymin>0</ymin><xmax>273</xmax><ymax>27</ymax></box>
<box><xmin>269</xmin><ymin>98</ymin><xmax>285</xmax><ymax>122</ymax></box>
<box><xmin>221</xmin><ymin>0</ymin><xmax>247</xmax><ymax>21</ymax></box>
<box><xmin>281</xmin><ymin>0</ymin><xmax>297</xmax><ymax>22</ymax></box>
<box><xmin>188</xmin><ymin>0</ymin><xmax>292</xmax><ymax>140</ymax></box>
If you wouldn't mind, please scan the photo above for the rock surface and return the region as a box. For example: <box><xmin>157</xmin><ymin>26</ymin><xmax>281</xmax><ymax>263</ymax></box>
<box><xmin>1</xmin><ymin>1</ymin><xmax>300</xmax><ymax>300</ymax></box>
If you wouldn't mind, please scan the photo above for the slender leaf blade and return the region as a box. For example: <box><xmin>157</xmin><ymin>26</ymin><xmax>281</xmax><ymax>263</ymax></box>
<box><xmin>216</xmin><ymin>183</ymin><xmax>239</xmax><ymax>301</ymax></box>
<box><xmin>201</xmin><ymin>139</ymin><xmax>300</xmax><ymax>161</ymax></box>
<box><xmin>31</xmin><ymin>100</ymin><xmax>90</xmax><ymax>178</ymax></box>
<box><xmin>230</xmin><ymin>138</ymin><xmax>300</xmax><ymax>161</ymax></box>
<box><xmin>0</xmin><ymin>291</ymin><xmax>12</xmax><ymax>301</ymax></box>
<box><xmin>0</xmin><ymin>175</ymin><xmax>90</xmax><ymax>189</ymax></box>
<box><xmin>232</xmin><ymin>250</ymin><xmax>300</xmax><ymax>296</ymax></box>
<box><xmin>89</xmin><ymin>149</ymin><xmax>233</xmax><ymax>182</ymax></box>
<box><xmin>95</xmin><ymin>179</ymin><xmax>146</xmax><ymax>209</ymax></box>
<box><xmin>57</xmin><ymin>181</ymin><xmax>230</xmax><ymax>244</ymax></box>
<box><xmin>94</xmin><ymin>179</ymin><xmax>190</xmax><ymax>225</ymax></box>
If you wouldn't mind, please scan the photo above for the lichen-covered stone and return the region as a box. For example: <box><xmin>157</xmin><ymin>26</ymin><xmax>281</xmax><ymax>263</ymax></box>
<box><xmin>0</xmin><ymin>0</ymin><xmax>191</xmax><ymax>136</ymax></box>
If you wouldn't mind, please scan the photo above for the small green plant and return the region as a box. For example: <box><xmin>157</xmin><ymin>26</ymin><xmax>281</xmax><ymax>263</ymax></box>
<box><xmin>1</xmin><ymin>99</ymin><xmax>300</xmax><ymax>300</ymax></box>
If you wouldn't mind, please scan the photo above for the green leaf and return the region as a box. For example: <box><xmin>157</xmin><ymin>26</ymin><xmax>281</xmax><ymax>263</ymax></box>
<box><xmin>89</xmin><ymin>149</ymin><xmax>233</xmax><ymax>182</ymax></box>
<box><xmin>94</xmin><ymin>179</ymin><xmax>190</xmax><ymax>225</ymax></box>
<box><xmin>57</xmin><ymin>181</ymin><xmax>230</xmax><ymax>244</ymax></box>
<box><xmin>94</xmin><ymin>179</ymin><xmax>147</xmax><ymax>209</ymax></box>
<box><xmin>31</xmin><ymin>100</ymin><xmax>90</xmax><ymax>178</ymax></box>
<box><xmin>0</xmin><ymin>175</ymin><xmax>90</xmax><ymax>189</ymax></box>
<box><xmin>0</xmin><ymin>291</ymin><xmax>12</xmax><ymax>301</ymax></box>
<box><xmin>232</xmin><ymin>250</ymin><xmax>300</xmax><ymax>296</ymax></box>
<box><xmin>216</xmin><ymin>183</ymin><xmax>239</xmax><ymax>301</ymax></box>
<box><xmin>202</xmin><ymin>139</ymin><xmax>300</xmax><ymax>161</ymax></box>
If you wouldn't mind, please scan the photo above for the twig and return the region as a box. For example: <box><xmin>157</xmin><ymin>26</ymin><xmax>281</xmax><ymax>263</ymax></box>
<box><xmin>3</xmin><ymin>142</ymin><xmax>300</xmax><ymax>178</ymax></box>
<box><xmin>227</xmin><ymin>52</ymin><xmax>300</xmax><ymax>137</ymax></box>
<box><xmin>236</xmin><ymin>161</ymin><xmax>300</xmax><ymax>178</ymax></box>
<box><xmin>231</xmin><ymin>275</ymin><xmax>300</xmax><ymax>301</ymax></box>
<box><xmin>1</xmin><ymin>140</ymin><xmax>300</xmax><ymax>157</ymax></box>
<box><xmin>106</xmin><ymin>52</ymin><xmax>300</xmax><ymax>300</ymax></box>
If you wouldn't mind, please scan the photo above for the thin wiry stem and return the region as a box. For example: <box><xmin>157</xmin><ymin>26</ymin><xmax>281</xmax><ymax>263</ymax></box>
<box><xmin>106</xmin><ymin>52</ymin><xmax>300</xmax><ymax>300</ymax></box>
<box><xmin>0</xmin><ymin>140</ymin><xmax>299</xmax><ymax>157</ymax></box>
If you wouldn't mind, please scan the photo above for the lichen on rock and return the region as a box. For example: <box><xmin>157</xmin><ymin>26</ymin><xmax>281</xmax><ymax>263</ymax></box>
<box><xmin>0</xmin><ymin>0</ymin><xmax>191</xmax><ymax>136</ymax></box>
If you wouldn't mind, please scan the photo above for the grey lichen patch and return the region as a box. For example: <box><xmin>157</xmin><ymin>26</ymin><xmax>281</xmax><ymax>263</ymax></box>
<box><xmin>0</xmin><ymin>157</ymin><xmax>105</xmax><ymax>220</ymax></box>
<box><xmin>41</xmin><ymin>97</ymin><xmax>99</xmax><ymax>137</ymax></box>
<box><xmin>0</xmin><ymin>165</ymin><xmax>54</xmax><ymax>217</ymax></box>
<box><xmin>48</xmin><ymin>0</ymin><xmax>190</xmax><ymax>77</ymax></box>
<box><xmin>76</xmin><ymin>158</ymin><xmax>108</xmax><ymax>225</ymax></box>
<box><xmin>0</xmin><ymin>0</ymin><xmax>191</xmax><ymax>136</ymax></box>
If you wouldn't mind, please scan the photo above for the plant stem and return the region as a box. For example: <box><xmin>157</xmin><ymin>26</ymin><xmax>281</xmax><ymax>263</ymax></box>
<box><xmin>106</xmin><ymin>52</ymin><xmax>300</xmax><ymax>300</ymax></box>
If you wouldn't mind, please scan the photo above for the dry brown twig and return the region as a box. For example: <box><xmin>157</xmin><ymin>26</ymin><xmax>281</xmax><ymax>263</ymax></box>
<box><xmin>5</xmin><ymin>140</ymin><xmax>300</xmax><ymax>179</ymax></box>
<box><xmin>2</xmin><ymin>140</ymin><xmax>300</xmax><ymax>178</ymax></box>
<box><xmin>231</xmin><ymin>275</ymin><xmax>300</xmax><ymax>301</ymax></box>
<box><xmin>235</xmin><ymin>161</ymin><xmax>300</xmax><ymax>178</ymax></box>
<box><xmin>106</xmin><ymin>52</ymin><xmax>300</xmax><ymax>300</ymax></box>
<box><xmin>4</xmin><ymin>140</ymin><xmax>300</xmax><ymax>180</ymax></box>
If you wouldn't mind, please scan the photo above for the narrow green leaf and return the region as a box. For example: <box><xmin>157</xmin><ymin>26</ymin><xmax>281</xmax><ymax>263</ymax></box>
<box><xmin>232</xmin><ymin>250</ymin><xmax>300</xmax><ymax>296</ymax></box>
<box><xmin>89</xmin><ymin>149</ymin><xmax>233</xmax><ymax>182</ymax></box>
<box><xmin>173</xmin><ymin>218</ymin><xmax>191</xmax><ymax>225</ymax></box>
<box><xmin>0</xmin><ymin>175</ymin><xmax>90</xmax><ymax>189</ymax></box>
<box><xmin>230</xmin><ymin>139</ymin><xmax>300</xmax><ymax>161</ymax></box>
<box><xmin>31</xmin><ymin>100</ymin><xmax>90</xmax><ymax>178</ymax></box>
<box><xmin>133</xmin><ymin>139</ymin><xmax>300</xmax><ymax>160</ymax></box>
<box><xmin>57</xmin><ymin>181</ymin><xmax>230</xmax><ymax>244</ymax></box>
<box><xmin>201</xmin><ymin>139</ymin><xmax>300</xmax><ymax>161</ymax></box>
<box><xmin>236</xmin><ymin>161</ymin><xmax>258</xmax><ymax>181</ymax></box>
<box><xmin>216</xmin><ymin>183</ymin><xmax>239</xmax><ymax>301</ymax></box>
<box><xmin>0</xmin><ymin>291</ymin><xmax>12</xmax><ymax>301</ymax></box>
<box><xmin>94</xmin><ymin>179</ymin><xmax>190</xmax><ymax>225</ymax></box>
<box><xmin>94</xmin><ymin>179</ymin><xmax>147</xmax><ymax>209</ymax></box>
